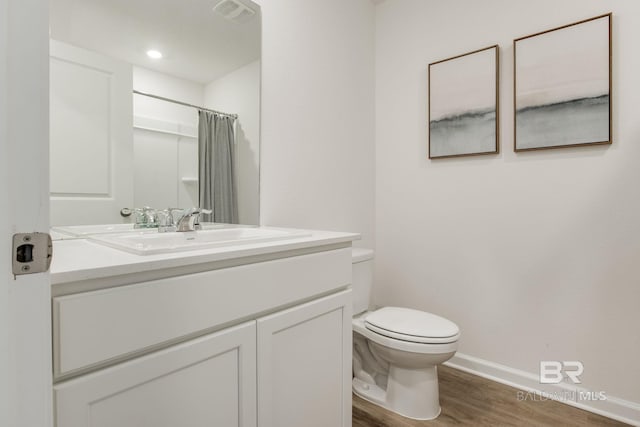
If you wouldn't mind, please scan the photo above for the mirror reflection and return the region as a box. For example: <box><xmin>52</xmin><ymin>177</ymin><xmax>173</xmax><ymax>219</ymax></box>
<box><xmin>49</xmin><ymin>0</ymin><xmax>261</xmax><ymax>228</ymax></box>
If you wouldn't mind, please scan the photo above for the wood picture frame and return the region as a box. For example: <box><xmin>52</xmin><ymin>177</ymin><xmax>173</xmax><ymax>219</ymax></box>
<box><xmin>428</xmin><ymin>45</ymin><xmax>499</xmax><ymax>159</ymax></box>
<box><xmin>514</xmin><ymin>13</ymin><xmax>612</xmax><ymax>152</ymax></box>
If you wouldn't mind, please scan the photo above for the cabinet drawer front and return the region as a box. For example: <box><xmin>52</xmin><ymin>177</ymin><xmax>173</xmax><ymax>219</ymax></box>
<box><xmin>55</xmin><ymin>321</ymin><xmax>256</xmax><ymax>427</ymax></box>
<box><xmin>53</xmin><ymin>248</ymin><xmax>351</xmax><ymax>377</ymax></box>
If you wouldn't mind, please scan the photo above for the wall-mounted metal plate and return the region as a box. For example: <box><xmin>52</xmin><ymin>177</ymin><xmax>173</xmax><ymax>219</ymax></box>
<box><xmin>12</xmin><ymin>232</ymin><xmax>53</xmax><ymax>276</ymax></box>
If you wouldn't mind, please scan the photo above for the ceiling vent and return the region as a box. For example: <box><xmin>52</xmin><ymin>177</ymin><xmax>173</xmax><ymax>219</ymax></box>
<box><xmin>212</xmin><ymin>0</ymin><xmax>256</xmax><ymax>23</ymax></box>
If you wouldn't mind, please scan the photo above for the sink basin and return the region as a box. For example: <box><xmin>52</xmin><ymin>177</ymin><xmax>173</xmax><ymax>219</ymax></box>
<box><xmin>89</xmin><ymin>227</ymin><xmax>311</xmax><ymax>255</ymax></box>
<box><xmin>52</xmin><ymin>224</ymin><xmax>140</xmax><ymax>237</ymax></box>
<box><xmin>52</xmin><ymin>222</ymin><xmax>242</xmax><ymax>238</ymax></box>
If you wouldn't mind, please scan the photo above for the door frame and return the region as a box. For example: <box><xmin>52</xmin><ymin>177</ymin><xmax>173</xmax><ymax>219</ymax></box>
<box><xmin>0</xmin><ymin>0</ymin><xmax>53</xmax><ymax>426</ymax></box>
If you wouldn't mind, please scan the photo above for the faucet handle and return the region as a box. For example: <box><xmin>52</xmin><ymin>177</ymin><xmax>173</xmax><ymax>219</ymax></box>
<box><xmin>133</xmin><ymin>206</ymin><xmax>160</xmax><ymax>229</ymax></box>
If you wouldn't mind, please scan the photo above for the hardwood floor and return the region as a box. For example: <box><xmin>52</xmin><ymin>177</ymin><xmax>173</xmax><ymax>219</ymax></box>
<box><xmin>353</xmin><ymin>365</ymin><xmax>629</xmax><ymax>427</ymax></box>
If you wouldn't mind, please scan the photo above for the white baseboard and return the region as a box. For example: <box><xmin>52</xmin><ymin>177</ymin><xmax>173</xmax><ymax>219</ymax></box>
<box><xmin>444</xmin><ymin>353</ymin><xmax>640</xmax><ymax>426</ymax></box>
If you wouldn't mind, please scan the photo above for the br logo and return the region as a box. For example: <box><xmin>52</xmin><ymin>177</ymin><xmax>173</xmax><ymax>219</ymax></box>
<box><xmin>539</xmin><ymin>361</ymin><xmax>584</xmax><ymax>384</ymax></box>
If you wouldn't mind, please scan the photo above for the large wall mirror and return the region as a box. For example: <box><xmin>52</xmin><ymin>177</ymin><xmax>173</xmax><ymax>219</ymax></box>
<box><xmin>49</xmin><ymin>0</ymin><xmax>261</xmax><ymax>227</ymax></box>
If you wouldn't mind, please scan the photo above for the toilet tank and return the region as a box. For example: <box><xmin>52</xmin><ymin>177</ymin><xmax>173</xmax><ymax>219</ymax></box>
<box><xmin>352</xmin><ymin>248</ymin><xmax>374</xmax><ymax>315</ymax></box>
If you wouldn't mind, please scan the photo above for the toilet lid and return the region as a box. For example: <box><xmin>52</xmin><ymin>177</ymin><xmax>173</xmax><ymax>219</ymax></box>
<box><xmin>365</xmin><ymin>307</ymin><xmax>459</xmax><ymax>344</ymax></box>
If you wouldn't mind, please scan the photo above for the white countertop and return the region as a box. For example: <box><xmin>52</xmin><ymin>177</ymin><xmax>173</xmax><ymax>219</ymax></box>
<box><xmin>51</xmin><ymin>228</ymin><xmax>359</xmax><ymax>285</ymax></box>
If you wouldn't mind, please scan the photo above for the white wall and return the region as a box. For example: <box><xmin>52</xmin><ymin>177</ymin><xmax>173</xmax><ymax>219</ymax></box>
<box><xmin>132</xmin><ymin>67</ymin><xmax>202</xmax><ymax>209</ymax></box>
<box><xmin>133</xmin><ymin>66</ymin><xmax>203</xmax><ymax>124</ymax></box>
<box><xmin>255</xmin><ymin>0</ymin><xmax>376</xmax><ymax>249</ymax></box>
<box><xmin>205</xmin><ymin>60</ymin><xmax>260</xmax><ymax>225</ymax></box>
<box><xmin>375</xmin><ymin>0</ymin><xmax>640</xmax><ymax>408</ymax></box>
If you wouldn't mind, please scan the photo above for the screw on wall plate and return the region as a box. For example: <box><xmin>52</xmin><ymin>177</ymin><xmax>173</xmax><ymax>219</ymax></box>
<box><xmin>21</xmin><ymin>265</ymin><xmax>30</xmax><ymax>272</ymax></box>
<box><xmin>23</xmin><ymin>235</ymin><xmax>31</xmax><ymax>242</ymax></box>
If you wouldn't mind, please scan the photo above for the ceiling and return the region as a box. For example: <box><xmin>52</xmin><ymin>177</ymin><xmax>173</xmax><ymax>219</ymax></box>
<box><xmin>49</xmin><ymin>0</ymin><xmax>261</xmax><ymax>84</ymax></box>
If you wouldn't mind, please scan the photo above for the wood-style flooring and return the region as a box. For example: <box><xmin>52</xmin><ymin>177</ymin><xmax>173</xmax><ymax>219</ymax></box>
<box><xmin>353</xmin><ymin>365</ymin><xmax>629</xmax><ymax>427</ymax></box>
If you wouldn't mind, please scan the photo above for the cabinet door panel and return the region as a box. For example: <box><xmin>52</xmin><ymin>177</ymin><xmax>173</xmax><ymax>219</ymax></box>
<box><xmin>257</xmin><ymin>290</ymin><xmax>352</xmax><ymax>427</ymax></box>
<box><xmin>55</xmin><ymin>321</ymin><xmax>256</xmax><ymax>427</ymax></box>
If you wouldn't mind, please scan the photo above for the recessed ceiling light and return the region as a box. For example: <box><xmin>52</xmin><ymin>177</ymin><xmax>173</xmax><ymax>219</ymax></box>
<box><xmin>146</xmin><ymin>50</ymin><xmax>163</xmax><ymax>59</ymax></box>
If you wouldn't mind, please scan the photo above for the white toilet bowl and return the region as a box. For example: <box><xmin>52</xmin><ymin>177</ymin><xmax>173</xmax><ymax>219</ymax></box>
<box><xmin>352</xmin><ymin>308</ymin><xmax>459</xmax><ymax>420</ymax></box>
<box><xmin>350</xmin><ymin>249</ymin><xmax>460</xmax><ymax>420</ymax></box>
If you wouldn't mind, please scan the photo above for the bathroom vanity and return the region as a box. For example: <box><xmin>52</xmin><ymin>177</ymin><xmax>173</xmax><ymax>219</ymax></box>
<box><xmin>50</xmin><ymin>227</ymin><xmax>357</xmax><ymax>427</ymax></box>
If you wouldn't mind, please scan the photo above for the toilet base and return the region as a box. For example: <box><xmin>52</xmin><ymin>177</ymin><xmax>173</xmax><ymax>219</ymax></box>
<box><xmin>353</xmin><ymin>365</ymin><xmax>441</xmax><ymax>421</ymax></box>
<box><xmin>353</xmin><ymin>377</ymin><xmax>387</xmax><ymax>407</ymax></box>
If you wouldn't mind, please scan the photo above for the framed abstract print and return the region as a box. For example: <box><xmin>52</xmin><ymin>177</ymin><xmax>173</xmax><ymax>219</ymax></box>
<box><xmin>514</xmin><ymin>14</ymin><xmax>612</xmax><ymax>151</ymax></box>
<box><xmin>429</xmin><ymin>45</ymin><xmax>499</xmax><ymax>159</ymax></box>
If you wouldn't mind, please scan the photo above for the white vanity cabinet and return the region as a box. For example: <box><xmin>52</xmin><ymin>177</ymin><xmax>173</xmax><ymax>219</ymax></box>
<box><xmin>257</xmin><ymin>290</ymin><xmax>352</xmax><ymax>427</ymax></box>
<box><xmin>55</xmin><ymin>321</ymin><xmax>257</xmax><ymax>427</ymax></box>
<box><xmin>51</xmin><ymin>245</ymin><xmax>353</xmax><ymax>427</ymax></box>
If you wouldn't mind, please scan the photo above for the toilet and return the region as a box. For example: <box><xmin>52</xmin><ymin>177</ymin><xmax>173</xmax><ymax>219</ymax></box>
<box><xmin>351</xmin><ymin>248</ymin><xmax>460</xmax><ymax>420</ymax></box>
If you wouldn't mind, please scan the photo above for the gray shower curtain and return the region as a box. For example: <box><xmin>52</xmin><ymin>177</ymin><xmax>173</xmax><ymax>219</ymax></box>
<box><xmin>198</xmin><ymin>110</ymin><xmax>238</xmax><ymax>224</ymax></box>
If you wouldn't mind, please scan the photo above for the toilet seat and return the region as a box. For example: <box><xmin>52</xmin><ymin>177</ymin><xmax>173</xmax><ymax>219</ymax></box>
<box><xmin>365</xmin><ymin>307</ymin><xmax>460</xmax><ymax>344</ymax></box>
<box><xmin>353</xmin><ymin>313</ymin><xmax>459</xmax><ymax>355</ymax></box>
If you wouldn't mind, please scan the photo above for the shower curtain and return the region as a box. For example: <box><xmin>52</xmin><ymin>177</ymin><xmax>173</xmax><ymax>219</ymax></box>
<box><xmin>198</xmin><ymin>110</ymin><xmax>238</xmax><ymax>224</ymax></box>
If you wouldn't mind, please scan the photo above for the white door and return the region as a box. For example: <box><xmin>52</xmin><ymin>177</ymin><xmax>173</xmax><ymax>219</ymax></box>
<box><xmin>0</xmin><ymin>0</ymin><xmax>53</xmax><ymax>426</ymax></box>
<box><xmin>55</xmin><ymin>321</ymin><xmax>257</xmax><ymax>427</ymax></box>
<box><xmin>49</xmin><ymin>40</ymin><xmax>133</xmax><ymax>225</ymax></box>
<box><xmin>257</xmin><ymin>290</ymin><xmax>352</xmax><ymax>427</ymax></box>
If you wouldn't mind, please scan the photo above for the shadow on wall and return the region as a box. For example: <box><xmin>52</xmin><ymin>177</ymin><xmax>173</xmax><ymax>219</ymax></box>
<box><xmin>236</xmin><ymin>122</ymin><xmax>260</xmax><ymax>225</ymax></box>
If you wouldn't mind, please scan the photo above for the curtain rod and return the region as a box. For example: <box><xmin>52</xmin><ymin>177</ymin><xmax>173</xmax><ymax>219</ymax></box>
<box><xmin>133</xmin><ymin>90</ymin><xmax>238</xmax><ymax>119</ymax></box>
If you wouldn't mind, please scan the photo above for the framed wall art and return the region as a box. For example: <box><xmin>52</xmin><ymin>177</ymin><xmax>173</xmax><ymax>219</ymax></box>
<box><xmin>514</xmin><ymin>13</ymin><xmax>612</xmax><ymax>151</ymax></box>
<box><xmin>429</xmin><ymin>45</ymin><xmax>499</xmax><ymax>159</ymax></box>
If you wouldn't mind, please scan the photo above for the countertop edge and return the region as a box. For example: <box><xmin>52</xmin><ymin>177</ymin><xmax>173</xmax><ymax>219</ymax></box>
<box><xmin>51</xmin><ymin>229</ymin><xmax>360</xmax><ymax>287</ymax></box>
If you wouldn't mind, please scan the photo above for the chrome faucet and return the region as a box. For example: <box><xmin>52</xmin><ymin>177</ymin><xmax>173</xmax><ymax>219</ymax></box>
<box><xmin>133</xmin><ymin>207</ymin><xmax>159</xmax><ymax>229</ymax></box>
<box><xmin>175</xmin><ymin>208</ymin><xmax>212</xmax><ymax>232</ymax></box>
